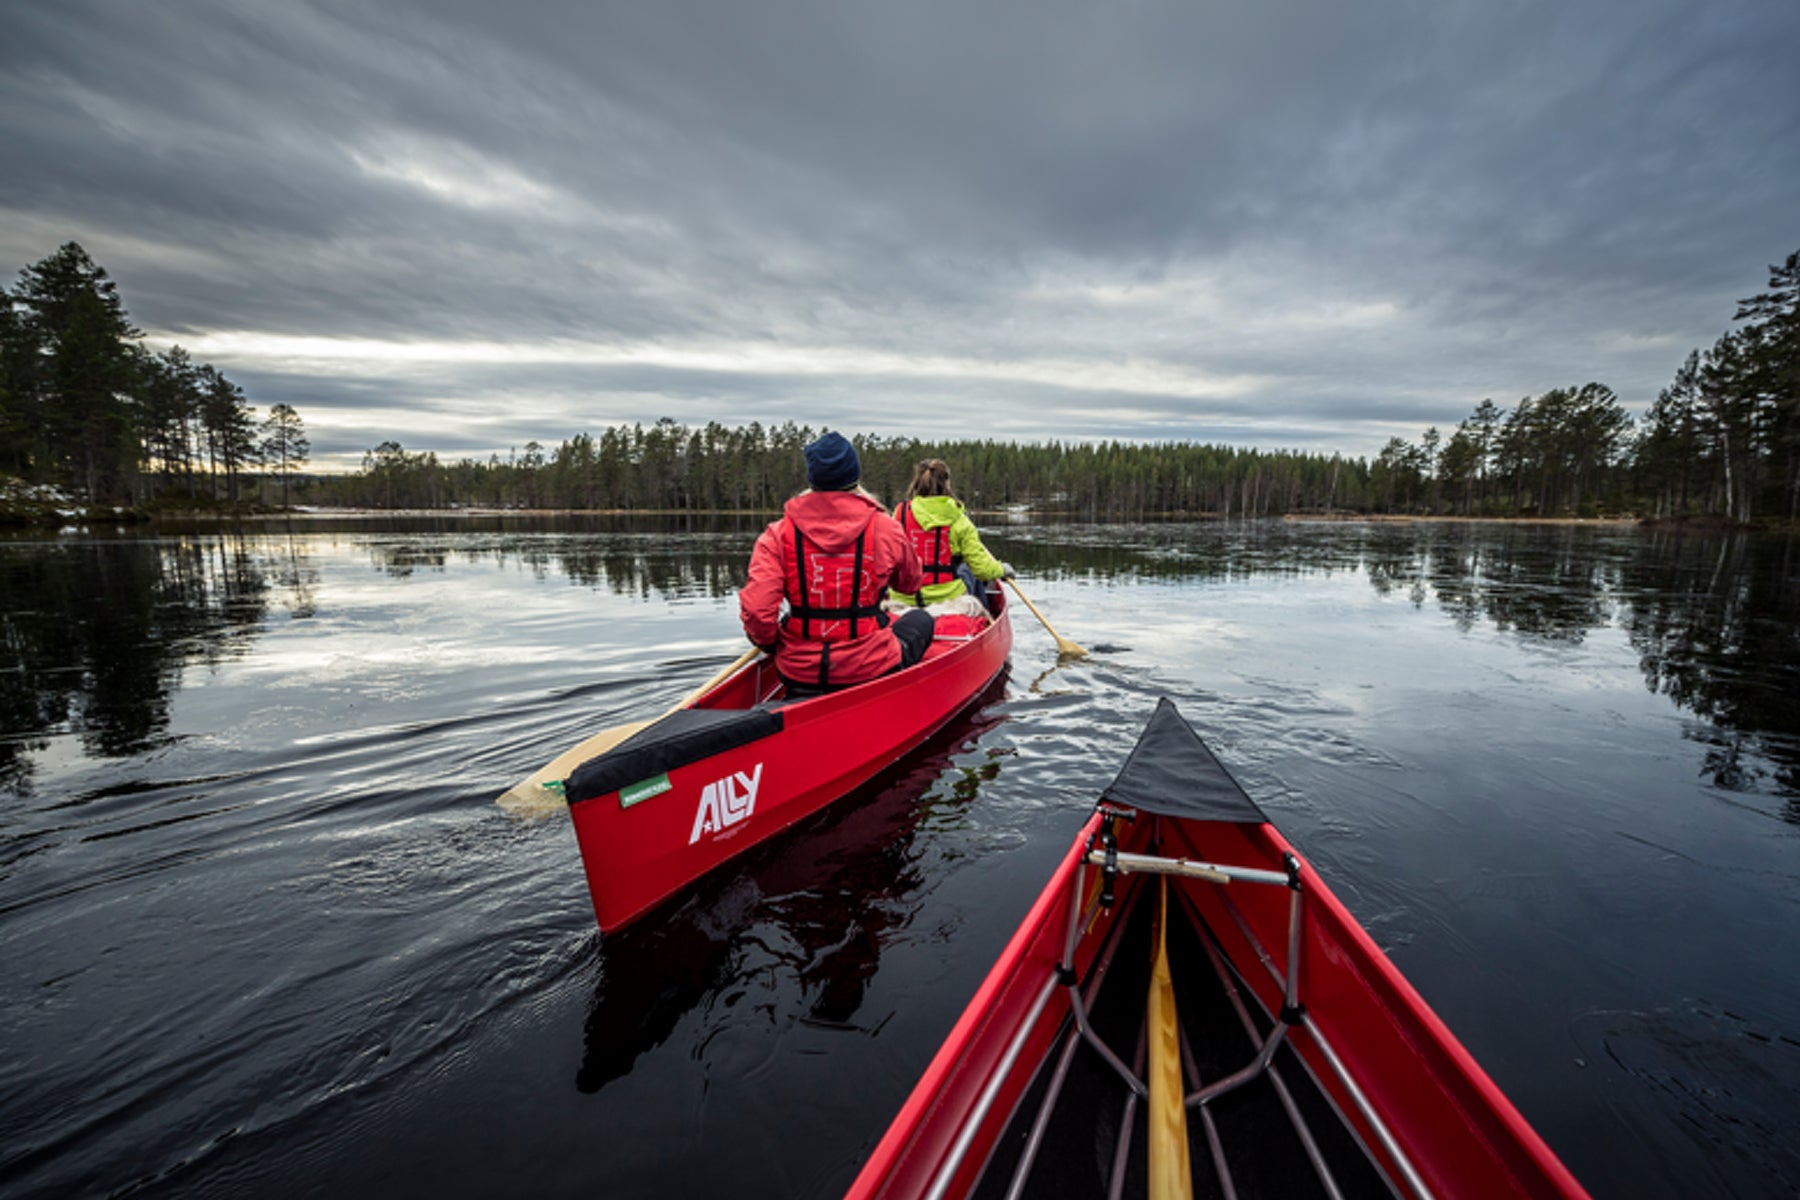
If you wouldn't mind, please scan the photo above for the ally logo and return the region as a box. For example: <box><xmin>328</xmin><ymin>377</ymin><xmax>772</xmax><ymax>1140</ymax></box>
<box><xmin>689</xmin><ymin>762</ymin><xmax>763</xmax><ymax>844</ymax></box>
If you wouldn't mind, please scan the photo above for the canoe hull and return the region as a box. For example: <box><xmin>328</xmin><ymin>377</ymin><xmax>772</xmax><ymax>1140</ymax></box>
<box><xmin>567</xmin><ymin>606</ymin><xmax>1012</xmax><ymax>934</ymax></box>
<box><xmin>850</xmin><ymin>771</ymin><xmax>1588</xmax><ymax>1198</ymax></box>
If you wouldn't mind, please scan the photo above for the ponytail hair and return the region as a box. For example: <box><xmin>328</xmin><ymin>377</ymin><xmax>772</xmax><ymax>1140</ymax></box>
<box><xmin>904</xmin><ymin>459</ymin><xmax>957</xmax><ymax>503</ymax></box>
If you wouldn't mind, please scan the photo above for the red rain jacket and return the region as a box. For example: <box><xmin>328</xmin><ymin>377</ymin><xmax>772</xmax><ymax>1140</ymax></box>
<box><xmin>740</xmin><ymin>490</ymin><xmax>924</xmax><ymax>688</ymax></box>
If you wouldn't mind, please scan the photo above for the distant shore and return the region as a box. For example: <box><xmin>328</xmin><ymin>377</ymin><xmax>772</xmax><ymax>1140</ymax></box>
<box><xmin>1283</xmin><ymin>512</ymin><xmax>1640</xmax><ymax>526</ymax></box>
<box><xmin>3</xmin><ymin>492</ymin><xmax>1776</xmax><ymax>531</ymax></box>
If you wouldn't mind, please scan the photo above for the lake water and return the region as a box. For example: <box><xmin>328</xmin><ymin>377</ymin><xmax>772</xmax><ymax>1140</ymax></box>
<box><xmin>1</xmin><ymin>516</ymin><xmax>1796</xmax><ymax>1198</ymax></box>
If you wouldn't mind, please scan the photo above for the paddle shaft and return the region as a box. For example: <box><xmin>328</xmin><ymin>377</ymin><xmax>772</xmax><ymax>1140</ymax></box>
<box><xmin>1003</xmin><ymin>578</ymin><xmax>1087</xmax><ymax>658</ymax></box>
<box><xmin>664</xmin><ymin>643</ymin><xmax>764</xmax><ymax>715</ymax></box>
<box><xmin>497</xmin><ymin>644</ymin><xmax>762</xmax><ymax>814</ymax></box>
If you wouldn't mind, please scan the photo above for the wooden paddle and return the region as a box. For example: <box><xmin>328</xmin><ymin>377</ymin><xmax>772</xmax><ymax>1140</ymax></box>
<box><xmin>496</xmin><ymin>645</ymin><xmax>763</xmax><ymax>819</ymax></box>
<box><xmin>1003</xmin><ymin>577</ymin><xmax>1088</xmax><ymax>659</ymax></box>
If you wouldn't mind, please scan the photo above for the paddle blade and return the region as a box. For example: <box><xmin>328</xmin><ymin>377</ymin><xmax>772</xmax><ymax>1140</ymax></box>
<box><xmin>495</xmin><ymin>646</ymin><xmax>762</xmax><ymax>821</ymax></box>
<box><xmin>496</xmin><ymin>719</ymin><xmax>650</xmax><ymax>819</ymax></box>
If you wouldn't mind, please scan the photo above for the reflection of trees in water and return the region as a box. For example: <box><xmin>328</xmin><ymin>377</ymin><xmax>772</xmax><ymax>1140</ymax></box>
<box><xmin>1618</xmin><ymin>532</ymin><xmax>1800</xmax><ymax>813</ymax></box>
<box><xmin>1393</xmin><ymin>526</ymin><xmax>1620</xmax><ymax>643</ymax></box>
<box><xmin>358</xmin><ymin>516</ymin><xmax>1373</xmax><ymax>595</ymax></box>
<box><xmin>0</xmin><ymin>537</ymin><xmax>273</xmax><ymax>793</ymax></box>
<box><xmin>575</xmin><ymin>676</ymin><xmax>1011</xmax><ymax>1093</ymax></box>
<box><xmin>346</xmin><ymin>512</ymin><xmax>770</xmax><ymax>590</ymax></box>
<box><xmin>7</xmin><ymin>520</ymin><xmax>1795</xmax><ymax>812</ymax></box>
<box><xmin>1333</xmin><ymin>524</ymin><xmax>1800</xmax><ymax>812</ymax></box>
<box><xmin>273</xmin><ymin>535</ymin><xmax>320</xmax><ymax>619</ymax></box>
<box><xmin>541</xmin><ymin>541</ymin><xmax>749</xmax><ymax>600</ymax></box>
<box><xmin>991</xmin><ymin>520</ymin><xmax>1372</xmax><ymax>583</ymax></box>
<box><xmin>1019</xmin><ymin>520</ymin><xmax>1798</xmax><ymax>808</ymax></box>
<box><xmin>361</xmin><ymin>534</ymin><xmax>754</xmax><ymax>598</ymax></box>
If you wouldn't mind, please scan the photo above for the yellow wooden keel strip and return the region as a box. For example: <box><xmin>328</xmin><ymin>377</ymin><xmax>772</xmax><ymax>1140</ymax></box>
<box><xmin>1147</xmin><ymin>876</ymin><xmax>1194</xmax><ymax>1200</ymax></box>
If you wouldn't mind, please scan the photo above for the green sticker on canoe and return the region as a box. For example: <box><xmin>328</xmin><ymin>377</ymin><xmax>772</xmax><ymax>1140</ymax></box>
<box><xmin>619</xmin><ymin>773</ymin><xmax>672</xmax><ymax>808</ymax></box>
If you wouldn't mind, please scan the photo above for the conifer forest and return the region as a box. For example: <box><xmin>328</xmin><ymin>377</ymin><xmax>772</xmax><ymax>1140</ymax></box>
<box><xmin>6</xmin><ymin>242</ymin><xmax>1796</xmax><ymax>521</ymax></box>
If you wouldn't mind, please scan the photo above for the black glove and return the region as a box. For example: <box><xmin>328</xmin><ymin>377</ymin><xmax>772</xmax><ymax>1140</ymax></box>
<box><xmin>1001</xmin><ymin>563</ymin><xmax>1016</xmax><ymax>581</ymax></box>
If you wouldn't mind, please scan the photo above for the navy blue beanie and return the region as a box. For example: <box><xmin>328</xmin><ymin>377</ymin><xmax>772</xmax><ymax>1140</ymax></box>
<box><xmin>804</xmin><ymin>431</ymin><xmax>860</xmax><ymax>491</ymax></box>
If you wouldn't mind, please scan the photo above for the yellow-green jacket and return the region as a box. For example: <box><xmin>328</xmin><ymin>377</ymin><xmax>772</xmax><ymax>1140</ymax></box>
<box><xmin>888</xmin><ymin>495</ymin><xmax>1005</xmax><ymax>606</ymax></box>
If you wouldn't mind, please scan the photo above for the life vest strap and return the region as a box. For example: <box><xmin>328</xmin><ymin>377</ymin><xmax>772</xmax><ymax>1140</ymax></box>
<box><xmin>785</xmin><ymin>604</ymin><xmax>886</xmax><ymax>620</ymax></box>
<box><xmin>784</xmin><ymin>519</ymin><xmax>886</xmax><ymax>644</ymax></box>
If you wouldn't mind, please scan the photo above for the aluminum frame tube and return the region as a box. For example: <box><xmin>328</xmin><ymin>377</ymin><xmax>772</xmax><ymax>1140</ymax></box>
<box><xmin>1106</xmin><ymin>1024</ymin><xmax>1151</xmax><ymax>1200</ymax></box>
<box><xmin>1058</xmin><ymin>859</ymin><xmax>1148</xmax><ymax>1098</ymax></box>
<box><xmin>1212</xmin><ymin>886</ymin><xmax>1437</xmax><ymax>1200</ymax></box>
<box><xmin>1004</xmin><ymin>887</ymin><xmax>1143</xmax><ymax>1200</ymax></box>
<box><xmin>1182</xmin><ymin>887</ymin><xmax>1346</xmax><ymax>1200</ymax></box>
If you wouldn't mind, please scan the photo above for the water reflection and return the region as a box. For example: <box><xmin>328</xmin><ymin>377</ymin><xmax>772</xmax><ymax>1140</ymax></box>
<box><xmin>1335</xmin><ymin>524</ymin><xmax>1800</xmax><ymax>807</ymax></box>
<box><xmin>3</xmin><ymin>522</ymin><xmax>1796</xmax><ymax>810</ymax></box>
<box><xmin>575</xmin><ymin>677</ymin><xmax>1011</xmax><ymax>1093</ymax></box>
<box><xmin>1622</xmin><ymin>532</ymin><xmax>1800</xmax><ymax>809</ymax></box>
<box><xmin>0</xmin><ymin>537</ymin><xmax>274</xmax><ymax>792</ymax></box>
<box><xmin>1354</xmin><ymin>524</ymin><xmax>1626</xmax><ymax>640</ymax></box>
<box><xmin>360</xmin><ymin>533</ymin><xmax>754</xmax><ymax>598</ymax></box>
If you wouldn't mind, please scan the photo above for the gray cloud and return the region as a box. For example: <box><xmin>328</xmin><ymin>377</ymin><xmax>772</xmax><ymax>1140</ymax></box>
<box><xmin>3</xmin><ymin>0</ymin><xmax>1795</xmax><ymax>469</ymax></box>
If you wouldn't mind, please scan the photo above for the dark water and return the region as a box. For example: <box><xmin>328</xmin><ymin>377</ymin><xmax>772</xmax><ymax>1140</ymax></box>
<box><xmin>2</xmin><ymin>516</ymin><xmax>1797</xmax><ymax>1199</ymax></box>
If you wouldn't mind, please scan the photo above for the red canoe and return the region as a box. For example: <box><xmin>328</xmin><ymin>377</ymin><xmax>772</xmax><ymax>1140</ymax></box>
<box><xmin>848</xmin><ymin>698</ymin><xmax>1590</xmax><ymax>1200</ymax></box>
<box><xmin>562</xmin><ymin>596</ymin><xmax>1012</xmax><ymax>933</ymax></box>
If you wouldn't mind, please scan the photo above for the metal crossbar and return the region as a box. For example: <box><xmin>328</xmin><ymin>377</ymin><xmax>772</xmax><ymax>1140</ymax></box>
<box><xmin>1065</xmin><ymin>828</ymin><xmax>1436</xmax><ymax>1200</ymax></box>
<box><xmin>1082</xmin><ymin>847</ymin><xmax>1289</xmax><ymax>887</ymax></box>
<box><xmin>923</xmin><ymin>817</ymin><xmax>1438</xmax><ymax>1200</ymax></box>
<box><xmin>1060</xmin><ymin>835</ymin><xmax>1299</xmax><ymax>1196</ymax></box>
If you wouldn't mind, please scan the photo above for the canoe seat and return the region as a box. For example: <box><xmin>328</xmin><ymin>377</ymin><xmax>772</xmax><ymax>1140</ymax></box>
<box><xmin>565</xmin><ymin>707</ymin><xmax>785</xmax><ymax>804</ymax></box>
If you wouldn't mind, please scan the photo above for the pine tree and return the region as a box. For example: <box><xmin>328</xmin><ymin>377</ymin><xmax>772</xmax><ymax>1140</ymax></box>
<box><xmin>11</xmin><ymin>243</ymin><xmax>142</xmax><ymax>499</ymax></box>
<box><xmin>261</xmin><ymin>403</ymin><xmax>310</xmax><ymax>507</ymax></box>
<box><xmin>201</xmin><ymin>366</ymin><xmax>259</xmax><ymax>501</ymax></box>
<box><xmin>1734</xmin><ymin>250</ymin><xmax>1800</xmax><ymax>518</ymax></box>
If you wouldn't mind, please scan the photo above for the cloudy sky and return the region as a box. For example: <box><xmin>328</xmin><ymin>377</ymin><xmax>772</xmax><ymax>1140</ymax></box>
<box><xmin>3</xmin><ymin>0</ymin><xmax>1795</xmax><ymax>470</ymax></box>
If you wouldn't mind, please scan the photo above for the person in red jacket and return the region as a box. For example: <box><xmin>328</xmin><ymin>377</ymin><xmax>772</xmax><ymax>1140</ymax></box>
<box><xmin>740</xmin><ymin>432</ymin><xmax>935</xmax><ymax>696</ymax></box>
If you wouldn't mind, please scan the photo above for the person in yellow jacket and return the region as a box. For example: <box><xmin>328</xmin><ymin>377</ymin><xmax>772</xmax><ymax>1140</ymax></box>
<box><xmin>886</xmin><ymin>458</ymin><xmax>1013</xmax><ymax>616</ymax></box>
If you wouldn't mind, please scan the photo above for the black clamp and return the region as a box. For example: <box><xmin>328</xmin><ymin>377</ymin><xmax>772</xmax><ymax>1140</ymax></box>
<box><xmin>1280</xmin><ymin>1002</ymin><xmax>1308</xmax><ymax>1027</ymax></box>
<box><xmin>1097</xmin><ymin>809</ymin><xmax>1124</xmax><ymax>909</ymax></box>
<box><xmin>1055</xmin><ymin>963</ymin><xmax>1079</xmax><ymax>988</ymax></box>
<box><xmin>1283</xmin><ymin>851</ymin><xmax>1302</xmax><ymax>891</ymax></box>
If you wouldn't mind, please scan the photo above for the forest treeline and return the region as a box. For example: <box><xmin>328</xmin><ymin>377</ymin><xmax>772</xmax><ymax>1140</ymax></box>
<box><xmin>0</xmin><ymin>243</ymin><xmax>310</xmax><ymax>509</ymax></box>
<box><xmin>315</xmin><ymin>427</ymin><xmax>1371</xmax><ymax>518</ymax></box>
<box><xmin>9</xmin><ymin>240</ymin><xmax>1795</xmax><ymax>521</ymax></box>
<box><xmin>1370</xmin><ymin>248</ymin><xmax>1799</xmax><ymax>521</ymax></box>
<box><xmin>315</xmin><ymin>248</ymin><xmax>1800</xmax><ymax>521</ymax></box>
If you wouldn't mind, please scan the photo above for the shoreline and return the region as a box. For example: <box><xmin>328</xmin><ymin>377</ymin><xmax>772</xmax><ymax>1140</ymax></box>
<box><xmin>3</xmin><ymin>502</ymin><xmax>1776</xmax><ymax>532</ymax></box>
<box><xmin>1282</xmin><ymin>512</ymin><xmax>1641</xmax><ymax>526</ymax></box>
